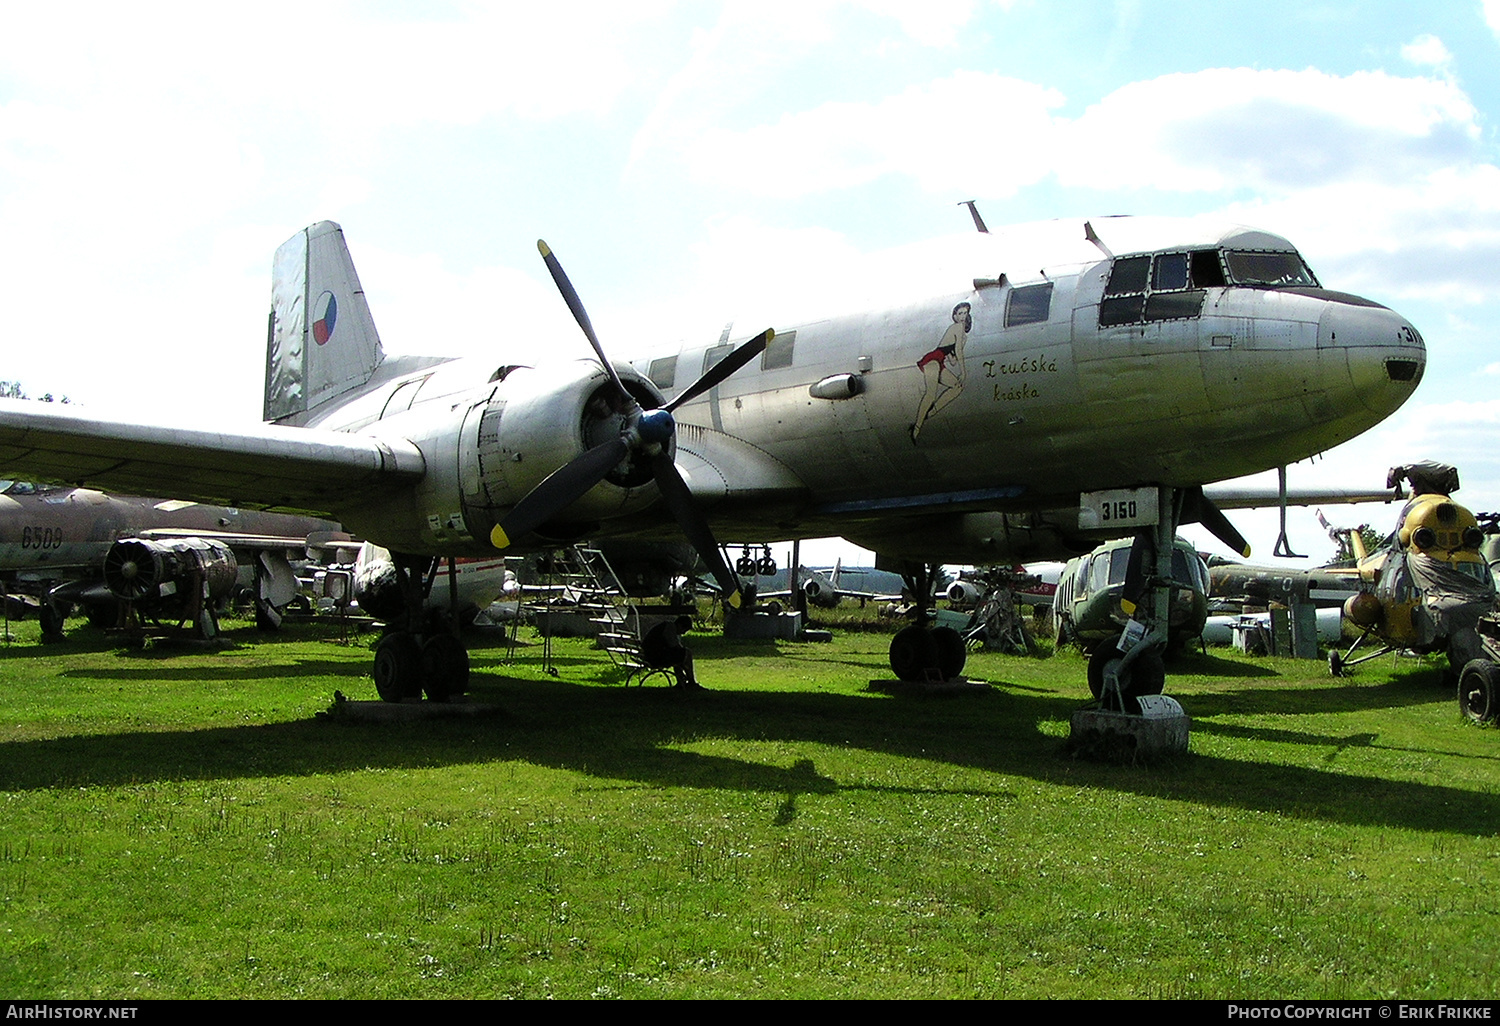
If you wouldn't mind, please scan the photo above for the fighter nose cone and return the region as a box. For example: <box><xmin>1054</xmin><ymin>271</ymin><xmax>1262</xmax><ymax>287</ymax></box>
<box><xmin>1318</xmin><ymin>300</ymin><xmax>1425</xmax><ymax>416</ymax></box>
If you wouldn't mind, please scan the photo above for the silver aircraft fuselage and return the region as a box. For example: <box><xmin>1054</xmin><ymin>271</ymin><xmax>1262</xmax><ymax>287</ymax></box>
<box><xmin>269</xmin><ymin>217</ymin><xmax>1428</xmax><ymax>563</ymax></box>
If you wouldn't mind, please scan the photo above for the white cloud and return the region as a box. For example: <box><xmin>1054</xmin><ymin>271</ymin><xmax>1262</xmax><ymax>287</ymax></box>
<box><xmin>678</xmin><ymin>65</ymin><xmax>1482</xmax><ymax>201</ymax></box>
<box><xmin>1402</xmin><ymin>34</ymin><xmax>1454</xmax><ymax>71</ymax></box>
<box><xmin>1484</xmin><ymin>0</ymin><xmax>1500</xmax><ymax>37</ymax></box>
<box><xmin>860</xmin><ymin>0</ymin><xmax>981</xmax><ymax>46</ymax></box>
<box><xmin>1062</xmin><ymin>68</ymin><xmax>1479</xmax><ymax>194</ymax></box>
<box><xmin>1220</xmin><ymin>163</ymin><xmax>1500</xmax><ymax>306</ymax></box>
<box><xmin>0</xmin><ymin>4</ymin><xmax>661</xmax><ymax>128</ymax></box>
<box><xmin>685</xmin><ymin>71</ymin><xmax>1067</xmax><ymax>197</ymax></box>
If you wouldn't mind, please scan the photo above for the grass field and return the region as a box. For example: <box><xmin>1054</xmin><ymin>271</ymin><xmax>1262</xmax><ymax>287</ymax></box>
<box><xmin>0</xmin><ymin>614</ymin><xmax>1495</xmax><ymax>999</ymax></box>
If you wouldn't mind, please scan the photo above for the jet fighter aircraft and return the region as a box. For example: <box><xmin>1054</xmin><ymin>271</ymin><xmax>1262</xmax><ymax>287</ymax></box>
<box><xmin>0</xmin><ymin>479</ymin><xmax>347</xmax><ymax>637</ymax></box>
<box><xmin>0</xmin><ymin>216</ymin><xmax>1424</xmax><ymax>699</ymax></box>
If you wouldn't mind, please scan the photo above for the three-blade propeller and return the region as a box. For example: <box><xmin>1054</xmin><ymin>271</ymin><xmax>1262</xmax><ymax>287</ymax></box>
<box><xmin>489</xmin><ymin>240</ymin><xmax>772</xmax><ymax>609</ymax></box>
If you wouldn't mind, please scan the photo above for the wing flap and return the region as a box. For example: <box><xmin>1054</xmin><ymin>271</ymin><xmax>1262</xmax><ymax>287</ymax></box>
<box><xmin>0</xmin><ymin>400</ymin><xmax>424</xmax><ymax>517</ymax></box>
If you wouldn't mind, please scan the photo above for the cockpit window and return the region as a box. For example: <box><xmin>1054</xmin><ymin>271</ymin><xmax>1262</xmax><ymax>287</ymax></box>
<box><xmin>1103</xmin><ymin>256</ymin><xmax>1149</xmax><ymax>297</ymax></box>
<box><xmin>1152</xmin><ymin>253</ymin><xmax>1189</xmax><ymax>291</ymax></box>
<box><xmin>1100</xmin><ymin>249</ymin><xmax>1210</xmax><ymax>327</ymax></box>
<box><xmin>1224</xmin><ymin>250</ymin><xmax>1320</xmax><ymax>287</ymax></box>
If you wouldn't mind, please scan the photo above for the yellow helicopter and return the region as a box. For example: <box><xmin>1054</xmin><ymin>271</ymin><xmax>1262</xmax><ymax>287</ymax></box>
<box><xmin>1329</xmin><ymin>462</ymin><xmax>1497</xmax><ymax>680</ymax></box>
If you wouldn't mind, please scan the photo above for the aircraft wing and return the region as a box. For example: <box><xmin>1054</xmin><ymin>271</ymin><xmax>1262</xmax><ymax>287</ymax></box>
<box><xmin>0</xmin><ymin>400</ymin><xmax>424</xmax><ymax>517</ymax></box>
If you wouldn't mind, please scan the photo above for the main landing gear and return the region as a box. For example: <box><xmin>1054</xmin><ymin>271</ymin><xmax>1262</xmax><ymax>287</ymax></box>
<box><xmin>886</xmin><ymin>561</ymin><xmax>968</xmax><ymax>682</ymax></box>
<box><xmin>1086</xmin><ymin>485</ymin><xmax>1228</xmax><ymax>714</ymax></box>
<box><xmin>371</xmin><ymin>554</ymin><xmax>471</xmax><ymax>703</ymax></box>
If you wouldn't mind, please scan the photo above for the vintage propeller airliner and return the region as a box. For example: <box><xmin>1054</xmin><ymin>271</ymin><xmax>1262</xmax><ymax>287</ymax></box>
<box><xmin>0</xmin><ymin>216</ymin><xmax>1423</xmax><ymax>701</ymax></box>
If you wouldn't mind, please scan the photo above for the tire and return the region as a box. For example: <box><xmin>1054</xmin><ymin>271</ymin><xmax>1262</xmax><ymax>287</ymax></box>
<box><xmin>421</xmin><ymin>634</ymin><xmax>470</xmax><ymax>703</ymax></box>
<box><xmin>373</xmin><ymin>633</ymin><xmax>422</xmax><ymax>703</ymax></box>
<box><xmin>39</xmin><ymin>602</ymin><xmax>66</xmax><ymax>639</ymax></box>
<box><xmin>1087</xmin><ymin>637</ymin><xmax>1166</xmax><ymax>713</ymax></box>
<box><xmin>86</xmin><ymin>599</ymin><xmax>122</xmax><ymax>630</ymax></box>
<box><xmin>1458</xmin><ymin>659</ymin><xmax>1500</xmax><ymax>725</ymax></box>
<box><xmin>255</xmin><ymin>598</ymin><xmax>282</xmax><ymax>632</ymax></box>
<box><xmin>890</xmin><ymin>625</ymin><xmax>939</xmax><ymax>682</ymax></box>
<box><xmin>931</xmin><ymin>626</ymin><xmax>967</xmax><ymax>681</ymax></box>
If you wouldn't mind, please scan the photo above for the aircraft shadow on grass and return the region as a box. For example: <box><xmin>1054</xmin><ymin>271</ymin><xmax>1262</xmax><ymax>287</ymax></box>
<box><xmin>0</xmin><ymin>667</ymin><xmax>1494</xmax><ymax>837</ymax></box>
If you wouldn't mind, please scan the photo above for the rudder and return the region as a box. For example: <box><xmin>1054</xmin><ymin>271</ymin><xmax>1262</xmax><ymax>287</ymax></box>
<box><xmin>265</xmin><ymin>221</ymin><xmax>385</xmax><ymax>423</ymax></box>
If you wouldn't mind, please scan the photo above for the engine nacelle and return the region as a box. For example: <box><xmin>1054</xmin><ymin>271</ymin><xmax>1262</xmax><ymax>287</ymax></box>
<box><xmin>355</xmin><ymin>361</ymin><xmax>672</xmax><ymax>555</ymax></box>
<box><xmin>802</xmin><ymin>577</ymin><xmax>840</xmax><ymax>608</ymax></box>
<box><xmin>946</xmin><ymin>580</ymin><xmax>984</xmax><ymax>608</ymax></box>
<box><xmin>353</xmin><ymin>556</ymin><xmax>406</xmax><ymax>623</ymax></box>
<box><xmin>103</xmin><ymin>538</ymin><xmax>239</xmax><ymax>612</ymax></box>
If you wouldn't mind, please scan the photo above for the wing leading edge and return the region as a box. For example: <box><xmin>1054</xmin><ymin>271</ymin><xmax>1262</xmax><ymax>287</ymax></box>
<box><xmin>0</xmin><ymin>400</ymin><xmax>424</xmax><ymax>518</ymax></box>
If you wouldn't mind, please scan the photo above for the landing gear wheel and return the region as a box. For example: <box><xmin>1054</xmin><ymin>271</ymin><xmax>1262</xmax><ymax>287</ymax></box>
<box><xmin>87</xmin><ymin>599</ymin><xmax>122</xmax><ymax>630</ymax></box>
<box><xmin>373</xmin><ymin>633</ymin><xmax>423</xmax><ymax>703</ymax></box>
<box><xmin>931</xmin><ymin>626</ymin><xmax>967</xmax><ymax>681</ymax></box>
<box><xmin>1328</xmin><ymin>650</ymin><xmax>1344</xmax><ymax>677</ymax></box>
<box><xmin>39</xmin><ymin>602</ymin><xmax>66</xmax><ymax>640</ymax></box>
<box><xmin>1087</xmin><ymin>638</ymin><xmax>1166</xmax><ymax>714</ymax></box>
<box><xmin>1458</xmin><ymin>658</ymin><xmax>1500</xmax><ymax>725</ymax></box>
<box><xmin>890</xmin><ymin>625</ymin><xmax>939</xmax><ymax>682</ymax></box>
<box><xmin>255</xmin><ymin>598</ymin><xmax>283</xmax><ymax>632</ymax></box>
<box><xmin>421</xmin><ymin>634</ymin><xmax>470</xmax><ymax>703</ymax></box>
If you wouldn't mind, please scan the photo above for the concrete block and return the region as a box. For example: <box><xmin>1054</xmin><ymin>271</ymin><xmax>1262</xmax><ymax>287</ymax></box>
<box><xmin>1069</xmin><ymin>699</ymin><xmax>1190</xmax><ymax>760</ymax></box>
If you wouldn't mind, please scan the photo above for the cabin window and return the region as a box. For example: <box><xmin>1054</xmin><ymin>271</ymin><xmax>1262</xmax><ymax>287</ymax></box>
<box><xmin>1107</xmin><ymin>546</ymin><xmax>1132</xmax><ymax>586</ymax></box>
<box><xmin>761</xmin><ymin>329</ymin><xmax>796</xmax><ymax>370</ymax></box>
<box><xmin>1458</xmin><ymin>561</ymin><xmax>1492</xmax><ymax>585</ymax></box>
<box><xmin>1005</xmin><ymin>283</ymin><xmax>1053</xmax><ymax>327</ymax></box>
<box><xmin>1073</xmin><ymin>555</ymin><xmax>1093</xmax><ymax>596</ymax></box>
<box><xmin>1223</xmin><ymin>250</ymin><xmax>1319</xmax><ymax>287</ymax></box>
<box><xmin>703</xmin><ymin>344</ymin><xmax>734</xmax><ymax>375</ymax></box>
<box><xmin>379</xmin><ymin>376</ymin><xmax>427</xmax><ymax>419</ymax></box>
<box><xmin>649</xmin><ymin>355</ymin><xmax>677</xmax><ymax>389</ymax></box>
<box><xmin>1090</xmin><ymin>553</ymin><xmax>1114</xmax><ymax>593</ymax></box>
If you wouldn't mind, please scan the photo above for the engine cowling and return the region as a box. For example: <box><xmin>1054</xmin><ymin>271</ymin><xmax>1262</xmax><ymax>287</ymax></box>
<box><xmin>946</xmin><ymin>580</ymin><xmax>984</xmax><ymax>608</ymax></box>
<box><xmin>357</xmin><ymin>361</ymin><xmax>673</xmax><ymax>555</ymax></box>
<box><xmin>102</xmin><ymin>538</ymin><xmax>239</xmax><ymax>612</ymax></box>
<box><xmin>802</xmin><ymin>577</ymin><xmax>840</xmax><ymax>608</ymax></box>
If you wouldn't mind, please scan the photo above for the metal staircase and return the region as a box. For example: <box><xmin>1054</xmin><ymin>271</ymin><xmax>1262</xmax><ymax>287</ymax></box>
<box><xmin>536</xmin><ymin>546</ymin><xmax>647</xmax><ymax>679</ymax></box>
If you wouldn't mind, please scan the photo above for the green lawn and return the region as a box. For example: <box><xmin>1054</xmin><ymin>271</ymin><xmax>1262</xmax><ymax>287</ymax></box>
<box><xmin>0</xmin><ymin>616</ymin><xmax>1494</xmax><ymax>999</ymax></box>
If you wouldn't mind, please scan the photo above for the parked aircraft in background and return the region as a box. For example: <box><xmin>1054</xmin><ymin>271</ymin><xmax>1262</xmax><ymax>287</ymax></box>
<box><xmin>1329</xmin><ymin>462</ymin><xmax>1497</xmax><ymax>677</ymax></box>
<box><xmin>755</xmin><ymin>558</ymin><xmax>908</xmax><ymax>609</ymax></box>
<box><xmin>0</xmin><ymin>480</ymin><xmax>348</xmax><ymax>637</ymax></box>
<box><xmin>1206</xmin><ymin>555</ymin><xmax>1361</xmax><ymax>611</ymax></box>
<box><xmin>946</xmin><ymin>564</ymin><xmax>1061</xmax><ymax>610</ymax></box>
<box><xmin>1055</xmin><ymin>536</ymin><xmax>1210</xmax><ymax>653</ymax></box>
<box><xmin>0</xmin><ymin>215</ymin><xmax>1423</xmax><ymax>699</ymax></box>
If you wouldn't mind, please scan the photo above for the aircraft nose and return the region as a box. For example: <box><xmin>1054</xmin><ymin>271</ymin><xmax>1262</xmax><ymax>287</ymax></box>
<box><xmin>1318</xmin><ymin>298</ymin><xmax>1425</xmax><ymax>415</ymax></box>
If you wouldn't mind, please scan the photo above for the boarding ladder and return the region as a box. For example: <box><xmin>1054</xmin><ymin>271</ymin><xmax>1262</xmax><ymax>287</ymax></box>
<box><xmin>536</xmin><ymin>546</ymin><xmax>646</xmax><ymax>679</ymax></box>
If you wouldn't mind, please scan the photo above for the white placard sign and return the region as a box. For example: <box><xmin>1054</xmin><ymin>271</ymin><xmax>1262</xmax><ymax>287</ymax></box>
<box><xmin>1078</xmin><ymin>487</ymin><xmax>1159</xmax><ymax>530</ymax></box>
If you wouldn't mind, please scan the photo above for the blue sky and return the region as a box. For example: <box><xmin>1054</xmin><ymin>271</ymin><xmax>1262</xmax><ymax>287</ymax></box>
<box><xmin>3</xmin><ymin>1</ymin><xmax>1499</xmax><ymax>566</ymax></box>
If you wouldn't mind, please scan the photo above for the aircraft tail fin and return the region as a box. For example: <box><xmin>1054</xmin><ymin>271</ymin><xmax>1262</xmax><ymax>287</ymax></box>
<box><xmin>265</xmin><ymin>221</ymin><xmax>385</xmax><ymax>422</ymax></box>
